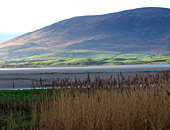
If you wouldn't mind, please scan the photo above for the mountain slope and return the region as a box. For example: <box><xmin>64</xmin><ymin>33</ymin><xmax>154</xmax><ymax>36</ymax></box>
<box><xmin>1</xmin><ymin>7</ymin><xmax>170</xmax><ymax>60</ymax></box>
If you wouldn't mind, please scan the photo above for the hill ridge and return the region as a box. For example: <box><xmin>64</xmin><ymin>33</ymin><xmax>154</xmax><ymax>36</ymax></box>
<box><xmin>1</xmin><ymin>7</ymin><xmax>170</xmax><ymax>60</ymax></box>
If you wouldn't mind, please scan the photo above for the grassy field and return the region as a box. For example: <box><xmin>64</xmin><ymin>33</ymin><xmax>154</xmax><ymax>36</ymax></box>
<box><xmin>1</xmin><ymin>49</ymin><xmax>170</xmax><ymax>67</ymax></box>
<box><xmin>1</xmin><ymin>71</ymin><xmax>170</xmax><ymax>129</ymax></box>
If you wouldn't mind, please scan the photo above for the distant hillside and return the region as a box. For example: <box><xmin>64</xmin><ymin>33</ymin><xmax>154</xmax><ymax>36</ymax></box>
<box><xmin>1</xmin><ymin>7</ymin><xmax>170</xmax><ymax>60</ymax></box>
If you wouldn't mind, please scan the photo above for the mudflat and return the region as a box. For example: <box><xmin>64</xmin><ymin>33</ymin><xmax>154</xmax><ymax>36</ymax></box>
<box><xmin>0</xmin><ymin>65</ymin><xmax>170</xmax><ymax>89</ymax></box>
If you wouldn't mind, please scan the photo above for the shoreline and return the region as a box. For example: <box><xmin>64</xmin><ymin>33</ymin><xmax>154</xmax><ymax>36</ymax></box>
<box><xmin>0</xmin><ymin>64</ymin><xmax>170</xmax><ymax>71</ymax></box>
<box><xmin>0</xmin><ymin>62</ymin><xmax>170</xmax><ymax>68</ymax></box>
<box><xmin>0</xmin><ymin>64</ymin><xmax>170</xmax><ymax>90</ymax></box>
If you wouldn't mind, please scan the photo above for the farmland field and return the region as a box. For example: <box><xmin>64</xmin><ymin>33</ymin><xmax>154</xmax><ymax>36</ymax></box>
<box><xmin>1</xmin><ymin>50</ymin><xmax>170</xmax><ymax>67</ymax></box>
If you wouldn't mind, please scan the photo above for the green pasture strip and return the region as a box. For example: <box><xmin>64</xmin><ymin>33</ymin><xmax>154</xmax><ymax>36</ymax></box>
<box><xmin>0</xmin><ymin>89</ymin><xmax>58</xmax><ymax>101</ymax></box>
<box><xmin>3</xmin><ymin>57</ymin><xmax>170</xmax><ymax>67</ymax></box>
<box><xmin>4</xmin><ymin>49</ymin><xmax>119</xmax><ymax>61</ymax></box>
<box><xmin>1</xmin><ymin>50</ymin><xmax>170</xmax><ymax>67</ymax></box>
<box><xmin>0</xmin><ymin>89</ymin><xmax>38</xmax><ymax>101</ymax></box>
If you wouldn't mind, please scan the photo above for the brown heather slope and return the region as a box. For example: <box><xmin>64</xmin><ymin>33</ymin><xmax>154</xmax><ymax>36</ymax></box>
<box><xmin>1</xmin><ymin>7</ymin><xmax>170</xmax><ymax>60</ymax></box>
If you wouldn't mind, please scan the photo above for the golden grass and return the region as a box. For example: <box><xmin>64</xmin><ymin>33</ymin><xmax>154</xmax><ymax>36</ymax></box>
<box><xmin>30</xmin><ymin>71</ymin><xmax>170</xmax><ymax>130</ymax></box>
<box><xmin>31</xmin><ymin>88</ymin><xmax>170</xmax><ymax>129</ymax></box>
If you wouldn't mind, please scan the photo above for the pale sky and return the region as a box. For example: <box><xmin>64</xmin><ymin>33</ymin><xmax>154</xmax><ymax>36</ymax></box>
<box><xmin>0</xmin><ymin>0</ymin><xmax>170</xmax><ymax>33</ymax></box>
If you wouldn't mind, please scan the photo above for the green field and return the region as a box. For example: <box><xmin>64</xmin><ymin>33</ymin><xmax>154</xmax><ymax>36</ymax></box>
<box><xmin>0</xmin><ymin>89</ymin><xmax>62</xmax><ymax>129</ymax></box>
<box><xmin>0</xmin><ymin>89</ymin><xmax>53</xmax><ymax>101</ymax></box>
<box><xmin>1</xmin><ymin>49</ymin><xmax>170</xmax><ymax>67</ymax></box>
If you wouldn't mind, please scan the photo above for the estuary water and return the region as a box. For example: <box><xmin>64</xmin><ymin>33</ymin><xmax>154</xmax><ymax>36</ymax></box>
<box><xmin>0</xmin><ymin>64</ymin><xmax>170</xmax><ymax>90</ymax></box>
<box><xmin>0</xmin><ymin>64</ymin><xmax>170</xmax><ymax>70</ymax></box>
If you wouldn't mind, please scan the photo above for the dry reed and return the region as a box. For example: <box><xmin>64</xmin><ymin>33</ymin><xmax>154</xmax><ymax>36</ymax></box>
<box><xmin>30</xmin><ymin>70</ymin><xmax>170</xmax><ymax>130</ymax></box>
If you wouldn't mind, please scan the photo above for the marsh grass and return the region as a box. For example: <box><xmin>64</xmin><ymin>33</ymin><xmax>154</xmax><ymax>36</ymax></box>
<box><xmin>1</xmin><ymin>71</ymin><xmax>170</xmax><ymax>129</ymax></box>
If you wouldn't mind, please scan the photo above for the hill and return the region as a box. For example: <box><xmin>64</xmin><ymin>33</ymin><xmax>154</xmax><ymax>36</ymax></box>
<box><xmin>0</xmin><ymin>7</ymin><xmax>170</xmax><ymax>66</ymax></box>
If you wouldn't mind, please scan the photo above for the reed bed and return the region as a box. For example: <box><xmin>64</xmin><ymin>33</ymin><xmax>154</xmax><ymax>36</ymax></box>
<box><xmin>1</xmin><ymin>70</ymin><xmax>170</xmax><ymax>129</ymax></box>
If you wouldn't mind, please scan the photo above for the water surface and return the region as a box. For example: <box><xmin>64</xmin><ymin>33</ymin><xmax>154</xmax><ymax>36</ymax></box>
<box><xmin>0</xmin><ymin>64</ymin><xmax>170</xmax><ymax>90</ymax></box>
<box><xmin>0</xmin><ymin>64</ymin><xmax>170</xmax><ymax>71</ymax></box>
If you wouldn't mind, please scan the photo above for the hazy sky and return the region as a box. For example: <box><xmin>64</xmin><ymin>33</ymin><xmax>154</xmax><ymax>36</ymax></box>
<box><xmin>0</xmin><ymin>0</ymin><xmax>170</xmax><ymax>33</ymax></box>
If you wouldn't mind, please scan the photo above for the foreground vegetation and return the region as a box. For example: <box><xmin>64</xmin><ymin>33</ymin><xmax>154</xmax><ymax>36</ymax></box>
<box><xmin>1</xmin><ymin>71</ymin><xmax>170</xmax><ymax>129</ymax></box>
<box><xmin>1</xmin><ymin>49</ymin><xmax>170</xmax><ymax>67</ymax></box>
